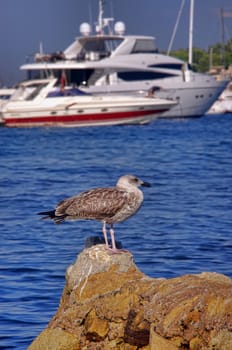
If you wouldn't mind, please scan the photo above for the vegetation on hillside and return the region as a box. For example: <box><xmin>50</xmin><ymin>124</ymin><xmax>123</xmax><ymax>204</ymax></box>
<box><xmin>169</xmin><ymin>39</ymin><xmax>232</xmax><ymax>72</ymax></box>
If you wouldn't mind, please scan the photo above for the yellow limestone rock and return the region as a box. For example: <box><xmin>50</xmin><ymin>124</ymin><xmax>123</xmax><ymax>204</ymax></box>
<box><xmin>206</xmin><ymin>330</ymin><xmax>232</xmax><ymax>350</ymax></box>
<box><xmin>84</xmin><ymin>309</ymin><xmax>109</xmax><ymax>341</ymax></box>
<box><xmin>28</xmin><ymin>245</ymin><xmax>232</xmax><ymax>350</ymax></box>
<box><xmin>150</xmin><ymin>326</ymin><xmax>178</xmax><ymax>350</ymax></box>
<box><xmin>28</xmin><ymin>328</ymin><xmax>79</xmax><ymax>350</ymax></box>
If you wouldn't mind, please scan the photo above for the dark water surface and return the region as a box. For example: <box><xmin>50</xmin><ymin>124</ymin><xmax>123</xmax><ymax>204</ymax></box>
<box><xmin>0</xmin><ymin>114</ymin><xmax>231</xmax><ymax>349</ymax></box>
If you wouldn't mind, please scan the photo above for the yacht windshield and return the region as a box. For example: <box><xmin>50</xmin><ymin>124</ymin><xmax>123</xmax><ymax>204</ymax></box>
<box><xmin>77</xmin><ymin>37</ymin><xmax>123</xmax><ymax>60</ymax></box>
<box><xmin>11</xmin><ymin>82</ymin><xmax>48</xmax><ymax>101</ymax></box>
<box><xmin>131</xmin><ymin>39</ymin><xmax>157</xmax><ymax>54</ymax></box>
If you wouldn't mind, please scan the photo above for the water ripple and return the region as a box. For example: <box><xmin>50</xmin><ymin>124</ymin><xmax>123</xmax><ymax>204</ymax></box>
<box><xmin>0</xmin><ymin>115</ymin><xmax>232</xmax><ymax>349</ymax></box>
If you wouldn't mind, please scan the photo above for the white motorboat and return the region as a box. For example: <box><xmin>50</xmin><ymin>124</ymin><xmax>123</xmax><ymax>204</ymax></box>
<box><xmin>0</xmin><ymin>78</ymin><xmax>176</xmax><ymax>127</ymax></box>
<box><xmin>20</xmin><ymin>1</ymin><xmax>228</xmax><ymax>118</ymax></box>
<box><xmin>0</xmin><ymin>87</ymin><xmax>15</xmax><ymax>124</ymax></box>
<box><xmin>0</xmin><ymin>87</ymin><xmax>15</xmax><ymax>106</ymax></box>
<box><xmin>208</xmin><ymin>81</ymin><xmax>232</xmax><ymax>114</ymax></box>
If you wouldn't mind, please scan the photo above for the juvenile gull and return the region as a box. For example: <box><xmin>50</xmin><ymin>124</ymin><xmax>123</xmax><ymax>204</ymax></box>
<box><xmin>38</xmin><ymin>174</ymin><xmax>151</xmax><ymax>252</ymax></box>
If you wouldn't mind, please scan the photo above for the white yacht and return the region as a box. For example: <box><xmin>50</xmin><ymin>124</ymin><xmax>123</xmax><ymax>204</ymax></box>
<box><xmin>20</xmin><ymin>1</ymin><xmax>227</xmax><ymax>118</ymax></box>
<box><xmin>208</xmin><ymin>81</ymin><xmax>232</xmax><ymax>114</ymax></box>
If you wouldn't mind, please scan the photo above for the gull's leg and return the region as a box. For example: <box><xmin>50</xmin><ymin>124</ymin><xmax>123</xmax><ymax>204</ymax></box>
<box><xmin>102</xmin><ymin>221</ymin><xmax>109</xmax><ymax>249</ymax></box>
<box><xmin>108</xmin><ymin>224</ymin><xmax>131</xmax><ymax>255</ymax></box>
<box><xmin>110</xmin><ymin>224</ymin><xmax>117</xmax><ymax>250</ymax></box>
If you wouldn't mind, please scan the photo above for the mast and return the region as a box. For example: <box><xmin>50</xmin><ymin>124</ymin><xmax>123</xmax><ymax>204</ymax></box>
<box><xmin>220</xmin><ymin>8</ymin><xmax>226</xmax><ymax>67</ymax></box>
<box><xmin>97</xmin><ymin>0</ymin><xmax>104</xmax><ymax>34</ymax></box>
<box><xmin>167</xmin><ymin>0</ymin><xmax>185</xmax><ymax>55</ymax></box>
<box><xmin>188</xmin><ymin>0</ymin><xmax>194</xmax><ymax>65</ymax></box>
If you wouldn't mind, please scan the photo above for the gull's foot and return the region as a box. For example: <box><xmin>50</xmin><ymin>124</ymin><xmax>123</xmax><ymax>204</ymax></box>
<box><xmin>106</xmin><ymin>247</ymin><xmax>132</xmax><ymax>255</ymax></box>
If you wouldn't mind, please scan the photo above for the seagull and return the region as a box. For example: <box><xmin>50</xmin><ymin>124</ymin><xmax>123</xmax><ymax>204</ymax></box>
<box><xmin>38</xmin><ymin>174</ymin><xmax>151</xmax><ymax>253</ymax></box>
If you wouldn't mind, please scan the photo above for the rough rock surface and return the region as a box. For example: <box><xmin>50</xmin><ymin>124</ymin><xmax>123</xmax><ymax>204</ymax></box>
<box><xmin>28</xmin><ymin>244</ymin><xmax>232</xmax><ymax>350</ymax></box>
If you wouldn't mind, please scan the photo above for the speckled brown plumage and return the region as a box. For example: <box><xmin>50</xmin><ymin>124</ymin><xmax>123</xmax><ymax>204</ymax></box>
<box><xmin>38</xmin><ymin>175</ymin><xmax>151</xmax><ymax>252</ymax></box>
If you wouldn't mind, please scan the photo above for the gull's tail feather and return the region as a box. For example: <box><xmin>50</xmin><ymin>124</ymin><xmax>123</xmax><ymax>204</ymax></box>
<box><xmin>37</xmin><ymin>210</ymin><xmax>66</xmax><ymax>224</ymax></box>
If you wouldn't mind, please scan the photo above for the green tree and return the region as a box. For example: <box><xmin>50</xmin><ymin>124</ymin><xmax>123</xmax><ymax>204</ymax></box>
<box><xmin>169</xmin><ymin>38</ymin><xmax>232</xmax><ymax>72</ymax></box>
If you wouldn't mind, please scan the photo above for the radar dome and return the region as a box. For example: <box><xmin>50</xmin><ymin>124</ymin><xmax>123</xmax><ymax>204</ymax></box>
<box><xmin>80</xmin><ymin>22</ymin><xmax>91</xmax><ymax>36</ymax></box>
<box><xmin>114</xmin><ymin>21</ymin><xmax>126</xmax><ymax>35</ymax></box>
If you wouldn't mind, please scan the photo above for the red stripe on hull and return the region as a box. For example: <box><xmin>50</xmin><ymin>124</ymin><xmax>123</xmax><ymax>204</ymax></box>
<box><xmin>4</xmin><ymin>109</ymin><xmax>168</xmax><ymax>127</ymax></box>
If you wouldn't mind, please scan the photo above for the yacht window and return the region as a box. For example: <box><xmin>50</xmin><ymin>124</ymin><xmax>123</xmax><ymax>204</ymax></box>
<box><xmin>118</xmin><ymin>71</ymin><xmax>177</xmax><ymax>81</ymax></box>
<box><xmin>82</xmin><ymin>39</ymin><xmax>106</xmax><ymax>52</ymax></box>
<box><xmin>80</xmin><ymin>37</ymin><xmax>122</xmax><ymax>51</ymax></box>
<box><xmin>68</xmin><ymin>69</ymin><xmax>95</xmax><ymax>86</ymax></box>
<box><xmin>61</xmin><ymin>68</ymin><xmax>104</xmax><ymax>86</ymax></box>
<box><xmin>149</xmin><ymin>63</ymin><xmax>183</xmax><ymax>70</ymax></box>
<box><xmin>26</xmin><ymin>68</ymin><xmax>97</xmax><ymax>87</ymax></box>
<box><xmin>0</xmin><ymin>94</ymin><xmax>11</xmax><ymax>100</ymax></box>
<box><xmin>26</xmin><ymin>70</ymin><xmax>50</xmax><ymax>80</ymax></box>
<box><xmin>78</xmin><ymin>37</ymin><xmax>123</xmax><ymax>59</ymax></box>
<box><xmin>131</xmin><ymin>39</ymin><xmax>156</xmax><ymax>53</ymax></box>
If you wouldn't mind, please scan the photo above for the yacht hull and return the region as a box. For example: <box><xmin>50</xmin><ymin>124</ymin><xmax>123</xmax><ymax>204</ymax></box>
<box><xmin>1</xmin><ymin>94</ymin><xmax>175</xmax><ymax>127</ymax></box>
<box><xmin>3</xmin><ymin>109</ymin><xmax>165</xmax><ymax>128</ymax></box>
<box><xmin>85</xmin><ymin>77</ymin><xmax>227</xmax><ymax>118</ymax></box>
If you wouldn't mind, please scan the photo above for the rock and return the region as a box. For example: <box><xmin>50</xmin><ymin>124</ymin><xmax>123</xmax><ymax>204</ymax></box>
<box><xmin>28</xmin><ymin>244</ymin><xmax>232</xmax><ymax>350</ymax></box>
<box><xmin>27</xmin><ymin>328</ymin><xmax>80</xmax><ymax>350</ymax></box>
<box><xmin>144</xmin><ymin>272</ymin><xmax>232</xmax><ymax>349</ymax></box>
<box><xmin>85</xmin><ymin>309</ymin><xmax>109</xmax><ymax>341</ymax></box>
<box><xmin>149</xmin><ymin>328</ymin><xmax>179</xmax><ymax>350</ymax></box>
<box><xmin>207</xmin><ymin>330</ymin><xmax>232</xmax><ymax>350</ymax></box>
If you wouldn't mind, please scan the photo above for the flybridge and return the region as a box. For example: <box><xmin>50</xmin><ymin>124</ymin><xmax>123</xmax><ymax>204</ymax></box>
<box><xmin>64</xmin><ymin>36</ymin><xmax>157</xmax><ymax>61</ymax></box>
<box><xmin>23</xmin><ymin>36</ymin><xmax>157</xmax><ymax>66</ymax></box>
<box><xmin>22</xmin><ymin>0</ymin><xmax>158</xmax><ymax>64</ymax></box>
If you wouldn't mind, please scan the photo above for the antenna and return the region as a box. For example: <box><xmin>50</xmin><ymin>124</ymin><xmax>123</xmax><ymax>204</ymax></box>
<box><xmin>39</xmin><ymin>41</ymin><xmax>44</xmax><ymax>55</ymax></box>
<box><xmin>88</xmin><ymin>1</ymin><xmax>93</xmax><ymax>29</ymax></box>
<box><xmin>95</xmin><ymin>0</ymin><xmax>114</xmax><ymax>34</ymax></box>
<box><xmin>97</xmin><ymin>0</ymin><xmax>104</xmax><ymax>34</ymax></box>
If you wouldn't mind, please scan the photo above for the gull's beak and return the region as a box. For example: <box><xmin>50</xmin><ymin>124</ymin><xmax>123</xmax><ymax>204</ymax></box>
<box><xmin>141</xmin><ymin>181</ymin><xmax>151</xmax><ymax>187</ymax></box>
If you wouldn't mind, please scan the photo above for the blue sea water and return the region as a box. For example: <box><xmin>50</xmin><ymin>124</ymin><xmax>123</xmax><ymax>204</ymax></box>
<box><xmin>0</xmin><ymin>114</ymin><xmax>231</xmax><ymax>349</ymax></box>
